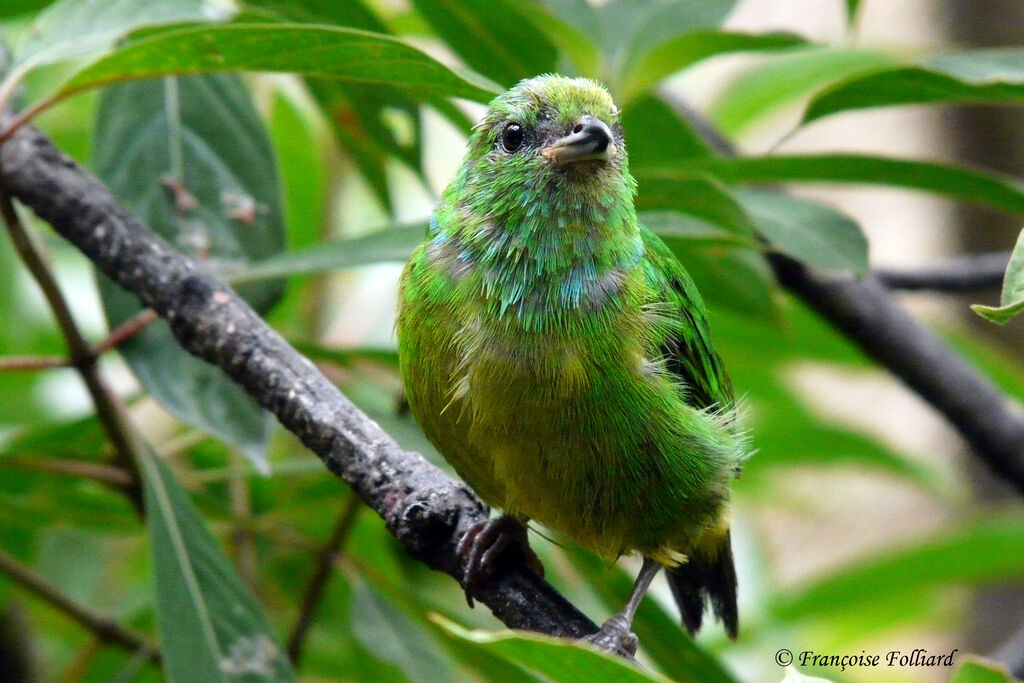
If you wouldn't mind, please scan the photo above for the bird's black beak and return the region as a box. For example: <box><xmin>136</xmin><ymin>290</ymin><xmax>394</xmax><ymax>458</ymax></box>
<box><xmin>542</xmin><ymin>115</ymin><xmax>615</xmax><ymax>167</ymax></box>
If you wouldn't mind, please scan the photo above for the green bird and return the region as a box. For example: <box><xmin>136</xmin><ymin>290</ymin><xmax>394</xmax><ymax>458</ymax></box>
<box><xmin>396</xmin><ymin>75</ymin><xmax>747</xmax><ymax>650</ymax></box>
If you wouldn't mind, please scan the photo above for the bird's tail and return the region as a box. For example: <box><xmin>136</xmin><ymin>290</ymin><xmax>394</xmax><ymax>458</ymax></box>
<box><xmin>667</xmin><ymin>530</ymin><xmax>738</xmax><ymax>639</ymax></box>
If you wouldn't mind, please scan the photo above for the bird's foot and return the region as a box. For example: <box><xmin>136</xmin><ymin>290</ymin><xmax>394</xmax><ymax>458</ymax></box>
<box><xmin>457</xmin><ymin>515</ymin><xmax>543</xmax><ymax>607</ymax></box>
<box><xmin>582</xmin><ymin>614</ymin><xmax>639</xmax><ymax>657</ymax></box>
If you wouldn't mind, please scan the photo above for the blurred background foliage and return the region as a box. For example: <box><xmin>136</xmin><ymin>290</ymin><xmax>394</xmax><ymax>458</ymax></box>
<box><xmin>0</xmin><ymin>0</ymin><xmax>1022</xmax><ymax>681</ymax></box>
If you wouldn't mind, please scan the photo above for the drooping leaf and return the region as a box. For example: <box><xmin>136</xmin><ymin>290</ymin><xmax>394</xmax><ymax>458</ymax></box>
<box><xmin>139</xmin><ymin>445</ymin><xmax>294</xmax><ymax>682</ymax></box>
<box><xmin>950</xmin><ymin>658</ymin><xmax>1018</xmax><ymax>683</ymax></box>
<box><xmin>972</xmin><ymin>227</ymin><xmax>1024</xmax><ymax>324</ymax></box>
<box><xmin>349</xmin><ymin>574</ymin><xmax>455</xmax><ymax>683</ymax></box>
<box><xmin>94</xmin><ymin>74</ymin><xmax>283</xmax><ymax>470</ymax></box>
<box><xmin>510</xmin><ymin>0</ymin><xmax>601</xmax><ymax>78</ymax></box>
<box><xmin>410</xmin><ymin>0</ymin><xmax>558</xmax><ymax>87</ymax></box>
<box><xmin>805</xmin><ymin>48</ymin><xmax>1024</xmax><ymax>123</ymax></box>
<box><xmin>711</xmin><ymin>47</ymin><xmax>897</xmax><ymax>136</ymax></box>
<box><xmin>541</xmin><ymin>0</ymin><xmax>603</xmax><ymax>46</ymax></box>
<box><xmin>0</xmin><ymin>0</ymin><xmax>56</xmax><ymax>19</ymax></box>
<box><xmin>772</xmin><ymin>509</ymin><xmax>1024</xmax><ymax>620</ymax></box>
<box><xmin>9</xmin><ymin>0</ymin><xmax>231</xmax><ymax>74</ymax></box>
<box><xmin>306</xmin><ymin>79</ymin><xmax>421</xmax><ymax>212</ymax></box>
<box><xmin>434</xmin><ymin>615</ymin><xmax>674</xmax><ymax>683</ymax></box>
<box><xmin>619</xmin><ymin>30</ymin><xmax>806</xmax><ymax>104</ymax></box>
<box><xmin>642</xmin><ymin>211</ymin><xmax>757</xmax><ymax>248</ymax></box>
<box><xmin>656</xmin><ymin>155</ymin><xmax>1024</xmax><ymax>216</ymax></box>
<box><xmin>843</xmin><ymin>0</ymin><xmax>861</xmax><ymax>22</ymax></box>
<box><xmin>242</xmin><ymin>0</ymin><xmax>384</xmax><ymax>28</ymax></box>
<box><xmin>244</xmin><ymin>0</ymin><xmax>427</xmax><ymax>211</ymax></box>
<box><xmin>733</xmin><ymin>189</ymin><xmax>868</xmax><ymax>273</ymax></box>
<box><xmin>234</xmin><ymin>223</ymin><xmax>426</xmax><ymax>284</ymax></box>
<box><xmin>599</xmin><ymin>0</ymin><xmax>740</xmax><ymax>73</ymax></box>
<box><xmin>622</xmin><ymin>93</ymin><xmax>715</xmax><ymax>165</ymax></box>
<box><xmin>267</xmin><ymin>90</ymin><xmax>326</xmax><ymax>253</ymax></box>
<box><xmin>43</xmin><ymin>23</ymin><xmax>500</xmax><ymax>112</ymax></box>
<box><xmin>636</xmin><ymin>174</ymin><xmax>755</xmax><ymax>237</ymax></box>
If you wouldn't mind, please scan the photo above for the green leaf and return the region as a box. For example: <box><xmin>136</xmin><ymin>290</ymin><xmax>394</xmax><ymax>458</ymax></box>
<box><xmin>139</xmin><ymin>445</ymin><xmax>294</xmax><ymax>682</ymax></box>
<box><xmin>622</xmin><ymin>93</ymin><xmax>716</xmax><ymax>164</ymax></box>
<box><xmin>307</xmin><ymin>78</ymin><xmax>433</xmax><ymax>213</ymax></box>
<box><xmin>600</xmin><ymin>0</ymin><xmax>739</xmax><ymax>69</ymax></box>
<box><xmin>349</xmin><ymin>574</ymin><xmax>455</xmax><ymax>683</ymax></box>
<box><xmin>541</xmin><ymin>0</ymin><xmax>603</xmax><ymax>48</ymax></box>
<box><xmin>660</xmin><ymin>155</ymin><xmax>1024</xmax><ymax>216</ymax></box>
<box><xmin>972</xmin><ymin>228</ymin><xmax>1024</xmax><ymax>324</ymax></box>
<box><xmin>433</xmin><ymin>615</ymin><xmax>674</xmax><ymax>683</ymax></box>
<box><xmin>1</xmin><ymin>413</ymin><xmax>108</xmax><ymax>461</ymax></box>
<box><xmin>0</xmin><ymin>0</ymin><xmax>56</xmax><ymax>19</ymax></box>
<box><xmin>733</xmin><ymin>189</ymin><xmax>869</xmax><ymax>273</ymax></box>
<box><xmin>410</xmin><ymin>0</ymin><xmax>558</xmax><ymax>87</ymax></box>
<box><xmin>711</xmin><ymin>48</ymin><xmax>898</xmax><ymax>136</ymax></box>
<box><xmin>94</xmin><ymin>75</ymin><xmax>283</xmax><ymax>470</ymax></box>
<box><xmin>805</xmin><ymin>48</ymin><xmax>1024</xmax><ymax>123</ymax></box>
<box><xmin>268</xmin><ymin>90</ymin><xmax>326</xmax><ymax>253</ymax></box>
<box><xmin>242</xmin><ymin>0</ymin><xmax>384</xmax><ymax>28</ymax></box>
<box><xmin>47</xmin><ymin>23</ymin><xmax>499</xmax><ymax>109</ymax></box>
<box><xmin>10</xmin><ymin>0</ymin><xmax>232</xmax><ymax>72</ymax></box>
<box><xmin>234</xmin><ymin>223</ymin><xmax>426</xmax><ymax>284</ymax></box>
<box><xmin>636</xmin><ymin>174</ymin><xmax>755</xmax><ymax>237</ymax></box>
<box><xmin>643</xmin><ymin>208</ymin><xmax>777</xmax><ymax>319</ymax></box>
<box><xmin>620</xmin><ymin>31</ymin><xmax>806</xmax><ymax>104</ymax></box>
<box><xmin>950</xmin><ymin>658</ymin><xmax>1018</xmax><ymax>683</ymax></box>
<box><xmin>843</xmin><ymin>0</ymin><xmax>861</xmax><ymax>21</ymax></box>
<box><xmin>642</xmin><ymin>211</ymin><xmax>757</xmax><ymax>248</ymax></box>
<box><xmin>772</xmin><ymin>509</ymin><xmax>1024</xmax><ymax>620</ymax></box>
<box><xmin>511</xmin><ymin>0</ymin><xmax>601</xmax><ymax>78</ymax></box>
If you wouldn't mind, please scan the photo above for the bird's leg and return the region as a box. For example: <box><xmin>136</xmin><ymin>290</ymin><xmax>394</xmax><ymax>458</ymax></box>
<box><xmin>584</xmin><ymin>557</ymin><xmax>662</xmax><ymax>656</ymax></box>
<box><xmin>457</xmin><ymin>515</ymin><xmax>544</xmax><ymax>607</ymax></box>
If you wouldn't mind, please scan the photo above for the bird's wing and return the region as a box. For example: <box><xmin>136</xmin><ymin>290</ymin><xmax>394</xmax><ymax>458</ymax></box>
<box><xmin>639</xmin><ymin>225</ymin><xmax>742</xmax><ymax>639</ymax></box>
<box><xmin>638</xmin><ymin>224</ymin><xmax>734</xmax><ymax>412</ymax></box>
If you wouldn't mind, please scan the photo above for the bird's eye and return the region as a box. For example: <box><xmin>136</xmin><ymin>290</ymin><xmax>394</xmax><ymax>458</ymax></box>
<box><xmin>501</xmin><ymin>122</ymin><xmax>525</xmax><ymax>153</ymax></box>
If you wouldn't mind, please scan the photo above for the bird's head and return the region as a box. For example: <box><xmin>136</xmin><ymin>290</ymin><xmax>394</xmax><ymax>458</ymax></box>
<box><xmin>456</xmin><ymin>75</ymin><xmax>634</xmax><ymax>217</ymax></box>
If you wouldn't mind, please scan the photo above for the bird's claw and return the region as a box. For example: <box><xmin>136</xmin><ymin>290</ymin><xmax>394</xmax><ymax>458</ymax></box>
<box><xmin>583</xmin><ymin>614</ymin><xmax>639</xmax><ymax>657</ymax></box>
<box><xmin>457</xmin><ymin>515</ymin><xmax>543</xmax><ymax>607</ymax></box>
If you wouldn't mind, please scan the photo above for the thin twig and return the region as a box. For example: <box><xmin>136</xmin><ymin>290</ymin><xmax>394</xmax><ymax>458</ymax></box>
<box><xmin>0</xmin><ymin>309</ymin><xmax>155</xmax><ymax>373</ymax></box>
<box><xmin>287</xmin><ymin>493</ymin><xmax>363</xmax><ymax>664</ymax></box>
<box><xmin>0</xmin><ymin>189</ymin><xmax>145</xmax><ymax>511</ymax></box>
<box><xmin>0</xmin><ymin>548</ymin><xmax>159</xmax><ymax>663</ymax></box>
<box><xmin>0</xmin><ymin>455</ymin><xmax>135</xmax><ymax>490</ymax></box>
<box><xmin>55</xmin><ymin>639</ymin><xmax>102</xmax><ymax>683</ymax></box>
<box><xmin>95</xmin><ymin>309</ymin><xmax>159</xmax><ymax>355</ymax></box>
<box><xmin>874</xmin><ymin>251</ymin><xmax>1010</xmax><ymax>292</ymax></box>
<box><xmin>0</xmin><ymin>355</ymin><xmax>67</xmax><ymax>371</ymax></box>
<box><xmin>228</xmin><ymin>451</ymin><xmax>258</xmax><ymax>588</ymax></box>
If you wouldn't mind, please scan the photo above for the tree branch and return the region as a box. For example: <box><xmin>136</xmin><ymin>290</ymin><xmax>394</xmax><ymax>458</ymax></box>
<box><xmin>0</xmin><ymin>548</ymin><xmax>159</xmax><ymax>663</ymax></box>
<box><xmin>287</xmin><ymin>493</ymin><xmax>363</xmax><ymax>664</ymax></box>
<box><xmin>0</xmin><ymin>187</ymin><xmax>145</xmax><ymax>510</ymax></box>
<box><xmin>770</xmin><ymin>253</ymin><xmax>1024</xmax><ymax>493</ymax></box>
<box><xmin>874</xmin><ymin>251</ymin><xmax>1009</xmax><ymax>292</ymax></box>
<box><xmin>0</xmin><ymin>117</ymin><xmax>598</xmax><ymax>640</ymax></box>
